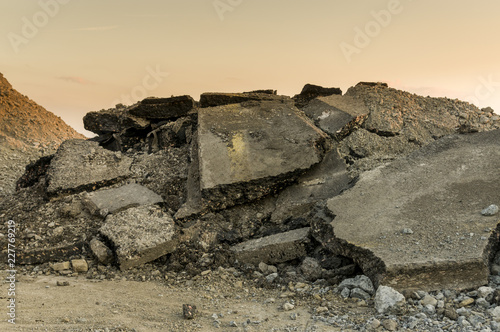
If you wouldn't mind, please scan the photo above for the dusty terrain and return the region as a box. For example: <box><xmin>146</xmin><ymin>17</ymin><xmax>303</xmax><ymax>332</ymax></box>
<box><xmin>1</xmin><ymin>269</ymin><xmax>370</xmax><ymax>332</ymax></box>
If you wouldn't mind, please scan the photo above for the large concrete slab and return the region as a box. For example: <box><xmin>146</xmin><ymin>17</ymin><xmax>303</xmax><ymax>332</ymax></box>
<box><xmin>231</xmin><ymin>227</ymin><xmax>311</xmax><ymax>265</ymax></box>
<box><xmin>83</xmin><ymin>183</ymin><xmax>163</xmax><ymax>216</ymax></box>
<box><xmin>99</xmin><ymin>205</ymin><xmax>177</xmax><ymax>270</ymax></box>
<box><xmin>197</xmin><ymin>101</ymin><xmax>331</xmax><ymax>210</ymax></box>
<box><xmin>46</xmin><ymin>140</ymin><xmax>133</xmax><ymax>196</ymax></box>
<box><xmin>312</xmin><ymin>130</ymin><xmax>500</xmax><ymax>291</ymax></box>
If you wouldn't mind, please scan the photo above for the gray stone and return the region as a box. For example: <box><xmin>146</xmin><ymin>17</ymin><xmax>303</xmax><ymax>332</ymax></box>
<box><xmin>198</xmin><ymin>100</ymin><xmax>331</xmax><ymax>210</ymax></box>
<box><xmin>299</xmin><ymin>257</ymin><xmax>322</xmax><ymax>281</ymax></box>
<box><xmin>313</xmin><ymin>130</ymin><xmax>500</xmax><ymax>291</ymax></box>
<box><xmin>350</xmin><ymin>288</ymin><xmax>371</xmax><ymax>301</ymax></box>
<box><xmin>491</xmin><ymin>306</ymin><xmax>500</xmax><ymax>322</ymax></box>
<box><xmin>46</xmin><ymin>140</ymin><xmax>133</xmax><ymax>196</ymax></box>
<box><xmin>83</xmin><ymin>183</ymin><xmax>163</xmax><ymax>216</ymax></box>
<box><xmin>374</xmin><ymin>286</ymin><xmax>406</xmax><ymax>315</ymax></box>
<box><xmin>83</xmin><ymin>107</ymin><xmax>150</xmax><ymax>135</ymax></box>
<box><xmin>340</xmin><ymin>287</ymin><xmax>350</xmax><ymax>299</ymax></box>
<box><xmin>99</xmin><ymin>205</ymin><xmax>177</xmax><ymax>270</ymax></box>
<box><xmin>423</xmin><ymin>304</ymin><xmax>436</xmax><ymax>315</ymax></box>
<box><xmin>199</xmin><ymin>92</ymin><xmax>291</xmax><ymax>108</ymax></box>
<box><xmin>482</xmin><ymin>205</ymin><xmax>499</xmax><ymax>216</ymax></box>
<box><xmin>421</xmin><ymin>294</ymin><xmax>438</xmax><ymax>307</ymax></box>
<box><xmin>338</xmin><ymin>275</ymin><xmax>375</xmax><ymax>295</ymax></box>
<box><xmin>479</xmin><ymin>286</ymin><xmax>495</xmax><ymax>298</ymax></box>
<box><xmin>381</xmin><ymin>319</ymin><xmax>398</xmax><ymax>331</ymax></box>
<box><xmin>129</xmin><ymin>95</ymin><xmax>195</xmax><ymax>119</ymax></box>
<box><xmin>89</xmin><ymin>238</ymin><xmax>113</xmax><ymax>265</ymax></box>
<box><xmin>230</xmin><ymin>228</ymin><xmax>310</xmax><ymax>265</ymax></box>
<box><xmin>266</xmin><ymin>273</ymin><xmax>278</xmax><ymax>283</ymax></box>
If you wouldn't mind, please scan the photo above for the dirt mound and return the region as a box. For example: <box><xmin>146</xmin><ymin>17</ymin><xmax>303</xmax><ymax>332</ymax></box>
<box><xmin>0</xmin><ymin>72</ymin><xmax>84</xmax><ymax>150</ymax></box>
<box><xmin>0</xmin><ymin>72</ymin><xmax>85</xmax><ymax>197</ymax></box>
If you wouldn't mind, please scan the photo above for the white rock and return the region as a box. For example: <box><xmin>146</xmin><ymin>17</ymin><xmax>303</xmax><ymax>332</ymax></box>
<box><xmin>478</xmin><ymin>286</ymin><xmax>495</xmax><ymax>299</ymax></box>
<box><xmin>374</xmin><ymin>286</ymin><xmax>406</xmax><ymax>315</ymax></box>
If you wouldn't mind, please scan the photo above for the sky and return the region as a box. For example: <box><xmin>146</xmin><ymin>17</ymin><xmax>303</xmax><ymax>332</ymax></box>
<box><xmin>1</xmin><ymin>0</ymin><xmax>499</xmax><ymax>137</ymax></box>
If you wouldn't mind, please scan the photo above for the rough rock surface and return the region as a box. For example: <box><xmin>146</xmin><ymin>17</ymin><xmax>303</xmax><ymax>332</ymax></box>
<box><xmin>46</xmin><ymin>139</ymin><xmax>133</xmax><ymax>196</ymax></box>
<box><xmin>99</xmin><ymin>205</ymin><xmax>177</xmax><ymax>270</ymax></box>
<box><xmin>197</xmin><ymin>100</ymin><xmax>331</xmax><ymax>210</ymax></box>
<box><xmin>313</xmin><ymin>130</ymin><xmax>500</xmax><ymax>291</ymax></box>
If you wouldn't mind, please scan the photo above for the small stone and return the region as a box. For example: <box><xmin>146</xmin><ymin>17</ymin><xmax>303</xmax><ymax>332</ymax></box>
<box><xmin>350</xmin><ymin>288</ymin><xmax>371</xmax><ymax>301</ymax></box>
<box><xmin>51</xmin><ymin>261</ymin><xmax>70</xmax><ymax>272</ymax></box>
<box><xmin>369</xmin><ymin>318</ymin><xmax>381</xmax><ymax>329</ymax></box>
<box><xmin>338</xmin><ymin>275</ymin><xmax>375</xmax><ymax>295</ymax></box>
<box><xmin>423</xmin><ymin>304</ymin><xmax>436</xmax><ymax>315</ymax></box>
<box><xmin>340</xmin><ymin>287</ymin><xmax>351</xmax><ymax>299</ymax></box>
<box><xmin>492</xmin><ymin>265</ymin><xmax>500</xmax><ymax>275</ymax></box>
<box><xmin>264</xmin><ymin>298</ymin><xmax>275</xmax><ymax>304</ymax></box>
<box><xmin>229</xmin><ymin>321</ymin><xmax>238</xmax><ymax>327</ymax></box>
<box><xmin>490</xmin><ymin>306</ymin><xmax>500</xmax><ymax>322</ymax></box>
<box><xmin>266</xmin><ymin>273</ymin><xmax>278</xmax><ymax>283</ymax></box>
<box><xmin>283</xmin><ymin>302</ymin><xmax>295</xmax><ymax>311</ymax></box>
<box><xmin>295</xmin><ymin>282</ymin><xmax>307</xmax><ymax>289</ymax></box>
<box><xmin>476</xmin><ymin>298</ymin><xmax>489</xmax><ymax>308</ymax></box>
<box><xmin>90</xmin><ymin>238</ymin><xmax>113</xmax><ymax>265</ymax></box>
<box><xmin>315</xmin><ymin>306</ymin><xmax>328</xmax><ymax>314</ymax></box>
<box><xmin>201</xmin><ymin>270</ymin><xmax>211</xmax><ymax>276</ymax></box>
<box><xmin>56</xmin><ymin>281</ymin><xmax>70</xmax><ymax>286</ymax></box>
<box><xmin>71</xmin><ymin>259</ymin><xmax>88</xmax><ymax>273</ymax></box>
<box><xmin>403</xmin><ymin>228</ymin><xmax>414</xmax><ymax>234</ymax></box>
<box><xmin>444</xmin><ymin>308</ymin><xmax>458</xmax><ymax>321</ymax></box>
<box><xmin>482</xmin><ymin>205</ymin><xmax>499</xmax><ymax>216</ymax></box>
<box><xmin>382</xmin><ymin>319</ymin><xmax>398</xmax><ymax>331</ymax></box>
<box><xmin>459</xmin><ymin>298</ymin><xmax>475</xmax><ymax>307</ymax></box>
<box><xmin>258</xmin><ymin>262</ymin><xmax>269</xmax><ymax>274</ymax></box>
<box><xmin>421</xmin><ymin>294</ymin><xmax>438</xmax><ymax>307</ymax></box>
<box><xmin>478</xmin><ymin>286</ymin><xmax>494</xmax><ymax>298</ymax></box>
<box><xmin>182</xmin><ymin>304</ymin><xmax>197</xmax><ymax>319</ymax></box>
<box><xmin>234</xmin><ymin>281</ymin><xmax>243</xmax><ymax>288</ymax></box>
<box><xmin>290</xmin><ymin>313</ymin><xmax>298</xmax><ymax>320</ymax></box>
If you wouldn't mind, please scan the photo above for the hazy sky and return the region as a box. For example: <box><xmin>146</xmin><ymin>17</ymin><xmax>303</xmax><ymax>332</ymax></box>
<box><xmin>1</xmin><ymin>0</ymin><xmax>499</xmax><ymax>136</ymax></box>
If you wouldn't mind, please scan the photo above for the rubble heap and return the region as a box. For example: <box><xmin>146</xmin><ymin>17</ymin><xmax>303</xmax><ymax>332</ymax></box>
<box><xmin>1</xmin><ymin>83</ymin><xmax>499</xmax><ymax>293</ymax></box>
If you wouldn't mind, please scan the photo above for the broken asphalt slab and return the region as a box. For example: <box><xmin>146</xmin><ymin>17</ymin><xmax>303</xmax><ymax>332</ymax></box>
<box><xmin>199</xmin><ymin>92</ymin><xmax>291</xmax><ymax>108</ymax></box>
<box><xmin>99</xmin><ymin>205</ymin><xmax>177</xmax><ymax>270</ymax></box>
<box><xmin>312</xmin><ymin>130</ymin><xmax>500</xmax><ymax>291</ymax></box>
<box><xmin>46</xmin><ymin>139</ymin><xmax>133</xmax><ymax>196</ymax></box>
<box><xmin>197</xmin><ymin>100</ymin><xmax>332</xmax><ymax>210</ymax></box>
<box><xmin>231</xmin><ymin>227</ymin><xmax>311</xmax><ymax>265</ymax></box>
<box><xmin>83</xmin><ymin>183</ymin><xmax>163</xmax><ymax>216</ymax></box>
<box><xmin>129</xmin><ymin>95</ymin><xmax>196</xmax><ymax>119</ymax></box>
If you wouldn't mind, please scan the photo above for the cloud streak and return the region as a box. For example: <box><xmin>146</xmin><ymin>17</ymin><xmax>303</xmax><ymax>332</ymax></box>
<box><xmin>57</xmin><ymin>76</ymin><xmax>94</xmax><ymax>85</ymax></box>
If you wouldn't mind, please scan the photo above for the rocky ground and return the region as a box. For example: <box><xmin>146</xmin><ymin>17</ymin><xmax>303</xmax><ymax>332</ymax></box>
<box><xmin>1</xmin><ymin>82</ymin><xmax>500</xmax><ymax>331</ymax></box>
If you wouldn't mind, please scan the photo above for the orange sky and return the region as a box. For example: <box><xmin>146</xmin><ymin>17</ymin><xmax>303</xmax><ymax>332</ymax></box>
<box><xmin>1</xmin><ymin>0</ymin><xmax>499</xmax><ymax>136</ymax></box>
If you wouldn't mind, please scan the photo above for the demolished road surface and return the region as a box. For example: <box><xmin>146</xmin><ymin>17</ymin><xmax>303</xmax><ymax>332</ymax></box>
<box><xmin>312</xmin><ymin>130</ymin><xmax>500</xmax><ymax>291</ymax></box>
<box><xmin>197</xmin><ymin>100</ymin><xmax>331</xmax><ymax>210</ymax></box>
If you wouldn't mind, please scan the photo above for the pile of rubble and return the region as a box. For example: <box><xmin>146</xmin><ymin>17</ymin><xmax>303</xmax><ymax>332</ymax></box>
<box><xmin>1</xmin><ymin>82</ymin><xmax>499</xmax><ymax>297</ymax></box>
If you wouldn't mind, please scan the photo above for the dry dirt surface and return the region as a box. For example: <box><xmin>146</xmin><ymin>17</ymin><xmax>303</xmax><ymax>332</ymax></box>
<box><xmin>0</xmin><ymin>271</ymin><xmax>370</xmax><ymax>332</ymax></box>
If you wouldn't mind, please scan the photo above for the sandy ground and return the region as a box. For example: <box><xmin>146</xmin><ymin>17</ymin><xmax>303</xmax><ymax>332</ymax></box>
<box><xmin>0</xmin><ymin>271</ymin><xmax>368</xmax><ymax>332</ymax></box>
